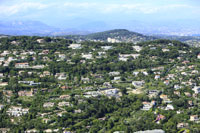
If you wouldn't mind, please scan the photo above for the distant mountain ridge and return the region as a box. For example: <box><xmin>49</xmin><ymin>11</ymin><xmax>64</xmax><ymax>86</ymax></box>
<box><xmin>64</xmin><ymin>29</ymin><xmax>156</xmax><ymax>43</ymax></box>
<box><xmin>0</xmin><ymin>20</ymin><xmax>91</xmax><ymax>36</ymax></box>
<box><xmin>0</xmin><ymin>20</ymin><xmax>58</xmax><ymax>36</ymax></box>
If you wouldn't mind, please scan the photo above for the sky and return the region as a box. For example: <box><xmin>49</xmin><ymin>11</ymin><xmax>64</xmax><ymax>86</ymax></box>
<box><xmin>0</xmin><ymin>0</ymin><xmax>200</xmax><ymax>28</ymax></box>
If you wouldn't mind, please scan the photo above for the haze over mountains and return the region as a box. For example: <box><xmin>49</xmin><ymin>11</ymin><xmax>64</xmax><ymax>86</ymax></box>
<box><xmin>0</xmin><ymin>19</ymin><xmax>200</xmax><ymax>36</ymax></box>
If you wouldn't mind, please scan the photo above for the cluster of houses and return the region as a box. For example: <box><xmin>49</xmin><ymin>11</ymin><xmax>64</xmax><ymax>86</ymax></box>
<box><xmin>0</xmin><ymin>38</ymin><xmax>200</xmax><ymax>132</ymax></box>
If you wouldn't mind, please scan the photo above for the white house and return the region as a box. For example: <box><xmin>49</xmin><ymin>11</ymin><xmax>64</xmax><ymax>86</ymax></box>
<box><xmin>192</xmin><ymin>86</ymin><xmax>200</xmax><ymax>94</ymax></box>
<box><xmin>36</xmin><ymin>39</ymin><xmax>45</xmax><ymax>43</ymax></box>
<box><xmin>15</xmin><ymin>63</ymin><xmax>29</xmax><ymax>68</ymax></box>
<box><xmin>190</xmin><ymin>115</ymin><xmax>199</xmax><ymax>121</ymax></box>
<box><xmin>109</xmin><ymin>71</ymin><xmax>120</xmax><ymax>76</ymax></box>
<box><xmin>101</xmin><ymin>46</ymin><xmax>112</xmax><ymax>50</ymax></box>
<box><xmin>165</xmin><ymin>104</ymin><xmax>174</xmax><ymax>110</ymax></box>
<box><xmin>133</xmin><ymin>46</ymin><xmax>142</xmax><ymax>52</ymax></box>
<box><xmin>7</xmin><ymin>106</ymin><xmax>29</xmax><ymax>117</ymax></box>
<box><xmin>68</xmin><ymin>44</ymin><xmax>82</xmax><ymax>49</ymax></box>
<box><xmin>82</xmin><ymin>53</ymin><xmax>93</xmax><ymax>59</ymax></box>
<box><xmin>43</xmin><ymin>102</ymin><xmax>54</xmax><ymax>108</ymax></box>
<box><xmin>132</xmin><ymin>81</ymin><xmax>145</xmax><ymax>88</ymax></box>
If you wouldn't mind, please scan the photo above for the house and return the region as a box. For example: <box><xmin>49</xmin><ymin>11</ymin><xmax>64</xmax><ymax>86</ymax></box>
<box><xmin>113</xmin><ymin>131</ymin><xmax>124</xmax><ymax>133</ymax></box>
<box><xmin>63</xmin><ymin>131</ymin><xmax>74</xmax><ymax>133</ymax></box>
<box><xmin>7</xmin><ymin>106</ymin><xmax>29</xmax><ymax>117</ymax></box>
<box><xmin>132</xmin><ymin>81</ymin><xmax>145</xmax><ymax>88</ymax></box>
<box><xmin>184</xmin><ymin>92</ymin><xmax>191</xmax><ymax>97</ymax></box>
<box><xmin>103</xmin><ymin>82</ymin><xmax>112</xmax><ymax>88</ymax></box>
<box><xmin>174</xmin><ymin>85</ymin><xmax>181</xmax><ymax>90</ymax></box>
<box><xmin>98</xmin><ymin>52</ymin><xmax>106</xmax><ymax>56</ymax></box>
<box><xmin>0</xmin><ymin>128</ymin><xmax>10</xmax><ymax>133</ymax></box>
<box><xmin>148</xmin><ymin>90</ymin><xmax>159</xmax><ymax>98</ymax></box>
<box><xmin>3</xmin><ymin>90</ymin><xmax>13</xmax><ymax>97</ymax></box>
<box><xmin>7</xmin><ymin>57</ymin><xmax>17</xmax><ymax>62</ymax></box>
<box><xmin>162</xmin><ymin>48</ymin><xmax>170</xmax><ymax>52</ymax></box>
<box><xmin>3</xmin><ymin>61</ymin><xmax>9</xmax><ymax>67</ymax></box>
<box><xmin>152</xmin><ymin>66</ymin><xmax>164</xmax><ymax>71</ymax></box>
<box><xmin>18</xmin><ymin>81</ymin><xmax>41</xmax><ymax>86</ymax></box>
<box><xmin>0</xmin><ymin>57</ymin><xmax>5</xmax><ymax>62</ymax></box>
<box><xmin>25</xmin><ymin>129</ymin><xmax>38</xmax><ymax>133</ymax></box>
<box><xmin>82</xmin><ymin>53</ymin><xmax>93</xmax><ymax>59</ymax></box>
<box><xmin>59</xmin><ymin>95</ymin><xmax>70</xmax><ymax>100</ymax></box>
<box><xmin>107</xmin><ymin>38</ymin><xmax>120</xmax><ymax>43</ymax></box>
<box><xmin>141</xmin><ymin>101</ymin><xmax>156</xmax><ymax>111</ymax></box>
<box><xmin>109</xmin><ymin>71</ymin><xmax>120</xmax><ymax>76</ymax></box>
<box><xmin>32</xmin><ymin>65</ymin><xmax>45</xmax><ymax>69</ymax></box>
<box><xmin>160</xmin><ymin>95</ymin><xmax>172</xmax><ymax>103</ymax></box>
<box><xmin>177</xmin><ymin>110</ymin><xmax>184</xmax><ymax>114</ymax></box>
<box><xmin>55</xmin><ymin>73</ymin><xmax>67</xmax><ymax>80</ymax></box>
<box><xmin>1</xmin><ymin>51</ymin><xmax>10</xmax><ymax>56</ymax></box>
<box><xmin>190</xmin><ymin>115</ymin><xmax>199</xmax><ymax>121</ymax></box>
<box><xmin>57</xmin><ymin>54</ymin><xmax>66</xmax><ymax>61</ymax></box>
<box><xmin>182</xmin><ymin>60</ymin><xmax>190</xmax><ymax>64</ymax></box>
<box><xmin>42</xmin><ymin>50</ymin><xmax>49</xmax><ymax>55</ymax></box>
<box><xmin>103</xmin><ymin>88</ymin><xmax>120</xmax><ymax>97</ymax></box>
<box><xmin>15</xmin><ymin>63</ymin><xmax>29</xmax><ymax>68</ymax></box>
<box><xmin>119</xmin><ymin>54</ymin><xmax>140</xmax><ymax>59</ymax></box>
<box><xmin>60</xmin><ymin>85</ymin><xmax>71</xmax><ymax>90</ymax></box>
<box><xmin>18</xmin><ymin>90</ymin><xmax>34</xmax><ymax>97</ymax></box>
<box><xmin>44</xmin><ymin>129</ymin><xmax>53</xmax><ymax>133</ymax></box>
<box><xmin>58</xmin><ymin>101</ymin><xmax>71</xmax><ymax>107</ymax></box>
<box><xmin>192</xmin><ymin>86</ymin><xmax>200</xmax><ymax>94</ymax></box>
<box><xmin>177</xmin><ymin>123</ymin><xmax>189</xmax><ymax>128</ymax></box>
<box><xmin>167</xmin><ymin>74</ymin><xmax>175</xmax><ymax>79</ymax></box>
<box><xmin>114</xmin><ymin>76</ymin><xmax>121</xmax><ymax>81</ymax></box>
<box><xmin>165</xmin><ymin>104</ymin><xmax>174</xmax><ymax>110</ymax></box>
<box><xmin>68</xmin><ymin>44</ymin><xmax>82</xmax><ymax>49</ymax></box>
<box><xmin>155</xmin><ymin>75</ymin><xmax>160</xmax><ymax>80</ymax></box>
<box><xmin>163</xmin><ymin>80</ymin><xmax>169</xmax><ymax>86</ymax></box>
<box><xmin>81</xmin><ymin>77</ymin><xmax>90</xmax><ymax>83</ymax></box>
<box><xmin>84</xmin><ymin>91</ymin><xmax>101</xmax><ymax>98</ymax></box>
<box><xmin>155</xmin><ymin>114</ymin><xmax>165</xmax><ymax>124</ymax></box>
<box><xmin>197</xmin><ymin>53</ymin><xmax>200</xmax><ymax>59</ymax></box>
<box><xmin>133</xmin><ymin>46</ymin><xmax>142</xmax><ymax>52</ymax></box>
<box><xmin>43</xmin><ymin>56</ymin><xmax>50</xmax><ymax>61</ymax></box>
<box><xmin>142</xmin><ymin>71</ymin><xmax>148</xmax><ymax>75</ymax></box>
<box><xmin>43</xmin><ymin>102</ymin><xmax>54</xmax><ymax>108</ymax></box>
<box><xmin>191</xmin><ymin>70</ymin><xmax>198</xmax><ymax>74</ymax></box>
<box><xmin>188</xmin><ymin>101</ymin><xmax>194</xmax><ymax>106</ymax></box>
<box><xmin>0</xmin><ymin>104</ymin><xmax>4</xmax><ymax>110</ymax></box>
<box><xmin>0</xmin><ymin>82</ymin><xmax>8</xmax><ymax>87</ymax></box>
<box><xmin>36</xmin><ymin>39</ymin><xmax>45</xmax><ymax>43</ymax></box>
<box><xmin>101</xmin><ymin>46</ymin><xmax>112</xmax><ymax>50</ymax></box>
<box><xmin>40</xmin><ymin>71</ymin><xmax>51</xmax><ymax>77</ymax></box>
<box><xmin>57</xmin><ymin>111</ymin><xmax>67</xmax><ymax>117</ymax></box>
<box><xmin>74</xmin><ymin>109</ymin><xmax>82</xmax><ymax>113</ymax></box>
<box><xmin>150</xmin><ymin>47</ymin><xmax>156</xmax><ymax>50</ymax></box>
<box><xmin>174</xmin><ymin>91</ymin><xmax>181</xmax><ymax>96</ymax></box>
<box><xmin>119</xmin><ymin>57</ymin><xmax>128</xmax><ymax>61</ymax></box>
<box><xmin>133</xmin><ymin>71</ymin><xmax>139</xmax><ymax>76</ymax></box>
<box><xmin>98</xmin><ymin>117</ymin><xmax>106</xmax><ymax>121</ymax></box>
<box><xmin>43</xmin><ymin>118</ymin><xmax>51</xmax><ymax>124</ymax></box>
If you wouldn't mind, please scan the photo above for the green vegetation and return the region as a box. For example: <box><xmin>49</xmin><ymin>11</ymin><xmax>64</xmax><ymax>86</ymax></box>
<box><xmin>0</xmin><ymin>36</ymin><xmax>199</xmax><ymax>132</ymax></box>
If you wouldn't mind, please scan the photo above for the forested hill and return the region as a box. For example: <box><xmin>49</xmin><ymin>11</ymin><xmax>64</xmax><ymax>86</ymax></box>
<box><xmin>64</xmin><ymin>29</ymin><xmax>156</xmax><ymax>43</ymax></box>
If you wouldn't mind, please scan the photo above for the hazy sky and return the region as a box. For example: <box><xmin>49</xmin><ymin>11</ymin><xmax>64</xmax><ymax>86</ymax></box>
<box><xmin>0</xmin><ymin>0</ymin><xmax>200</xmax><ymax>27</ymax></box>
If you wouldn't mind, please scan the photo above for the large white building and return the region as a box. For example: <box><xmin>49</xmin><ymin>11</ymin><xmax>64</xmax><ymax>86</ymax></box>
<box><xmin>68</xmin><ymin>44</ymin><xmax>82</xmax><ymax>49</ymax></box>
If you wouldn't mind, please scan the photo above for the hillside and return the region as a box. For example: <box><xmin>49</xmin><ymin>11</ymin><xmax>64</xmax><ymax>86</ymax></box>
<box><xmin>0</xmin><ymin>36</ymin><xmax>199</xmax><ymax>132</ymax></box>
<box><xmin>155</xmin><ymin>35</ymin><xmax>200</xmax><ymax>47</ymax></box>
<box><xmin>64</xmin><ymin>29</ymin><xmax>156</xmax><ymax>43</ymax></box>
